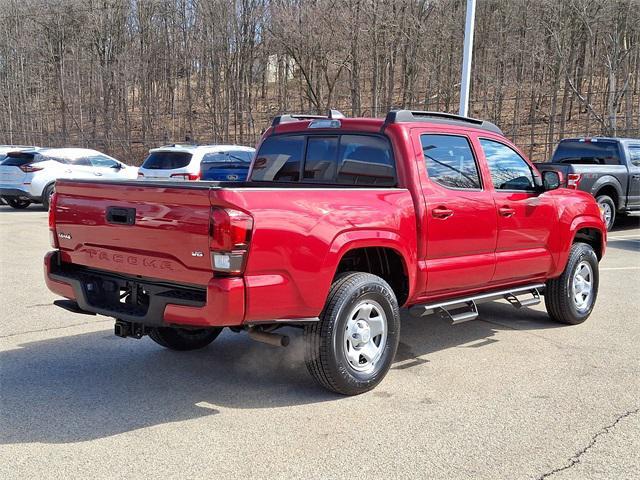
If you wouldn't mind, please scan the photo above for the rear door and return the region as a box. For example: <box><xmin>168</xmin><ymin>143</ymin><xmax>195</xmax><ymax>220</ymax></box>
<box><xmin>415</xmin><ymin>132</ymin><xmax>497</xmax><ymax>295</ymax></box>
<box><xmin>477</xmin><ymin>138</ymin><xmax>557</xmax><ymax>284</ymax></box>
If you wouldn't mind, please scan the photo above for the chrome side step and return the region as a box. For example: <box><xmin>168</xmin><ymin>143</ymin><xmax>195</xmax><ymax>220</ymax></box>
<box><xmin>409</xmin><ymin>284</ymin><xmax>544</xmax><ymax>324</ymax></box>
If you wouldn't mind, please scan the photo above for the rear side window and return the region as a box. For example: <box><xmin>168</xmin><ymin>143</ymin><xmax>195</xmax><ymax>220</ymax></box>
<box><xmin>552</xmin><ymin>140</ymin><xmax>621</xmax><ymax>165</ymax></box>
<box><xmin>421</xmin><ymin>134</ymin><xmax>481</xmax><ymax>189</ymax></box>
<box><xmin>142</xmin><ymin>151</ymin><xmax>192</xmax><ymax>170</ymax></box>
<box><xmin>480</xmin><ymin>139</ymin><xmax>535</xmax><ymax>191</ymax></box>
<box><xmin>251</xmin><ymin>134</ymin><xmax>395</xmax><ymax>186</ymax></box>
<box><xmin>251</xmin><ymin>136</ymin><xmax>305</xmax><ymax>182</ymax></box>
<box><xmin>88</xmin><ymin>155</ymin><xmax>119</xmax><ymax>168</ymax></box>
<box><xmin>629</xmin><ymin>146</ymin><xmax>640</xmax><ymax>167</ymax></box>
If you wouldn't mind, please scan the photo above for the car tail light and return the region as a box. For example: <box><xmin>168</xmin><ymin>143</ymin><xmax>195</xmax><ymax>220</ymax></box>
<box><xmin>210</xmin><ymin>207</ymin><xmax>253</xmax><ymax>274</ymax></box>
<box><xmin>49</xmin><ymin>192</ymin><xmax>58</xmax><ymax>248</ymax></box>
<box><xmin>19</xmin><ymin>164</ymin><xmax>44</xmax><ymax>173</ymax></box>
<box><xmin>567</xmin><ymin>173</ymin><xmax>582</xmax><ymax>189</ymax></box>
<box><xmin>170</xmin><ymin>172</ymin><xmax>200</xmax><ymax>181</ymax></box>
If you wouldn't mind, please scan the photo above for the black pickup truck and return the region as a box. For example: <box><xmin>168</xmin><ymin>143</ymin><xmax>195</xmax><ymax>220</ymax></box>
<box><xmin>535</xmin><ymin>137</ymin><xmax>640</xmax><ymax>230</ymax></box>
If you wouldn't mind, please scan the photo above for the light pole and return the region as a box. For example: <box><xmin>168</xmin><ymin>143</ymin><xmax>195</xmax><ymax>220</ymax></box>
<box><xmin>459</xmin><ymin>0</ymin><xmax>476</xmax><ymax>117</ymax></box>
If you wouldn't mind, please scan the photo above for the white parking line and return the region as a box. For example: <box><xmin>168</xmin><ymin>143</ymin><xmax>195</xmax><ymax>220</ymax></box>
<box><xmin>600</xmin><ymin>267</ymin><xmax>640</xmax><ymax>271</ymax></box>
<box><xmin>608</xmin><ymin>234</ymin><xmax>640</xmax><ymax>239</ymax></box>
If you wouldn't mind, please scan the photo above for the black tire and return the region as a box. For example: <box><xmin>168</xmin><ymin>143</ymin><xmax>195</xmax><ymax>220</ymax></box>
<box><xmin>42</xmin><ymin>184</ymin><xmax>55</xmax><ymax>211</ymax></box>
<box><xmin>596</xmin><ymin>194</ymin><xmax>616</xmax><ymax>231</ymax></box>
<box><xmin>149</xmin><ymin>327</ymin><xmax>222</xmax><ymax>351</ymax></box>
<box><xmin>5</xmin><ymin>198</ymin><xmax>31</xmax><ymax>209</ymax></box>
<box><xmin>545</xmin><ymin>242</ymin><xmax>599</xmax><ymax>325</ymax></box>
<box><xmin>304</xmin><ymin>272</ymin><xmax>400</xmax><ymax>395</ymax></box>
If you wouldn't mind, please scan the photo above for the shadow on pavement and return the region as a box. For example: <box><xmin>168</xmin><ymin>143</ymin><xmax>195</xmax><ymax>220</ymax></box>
<box><xmin>611</xmin><ymin>214</ymin><xmax>640</xmax><ymax>232</ymax></box>
<box><xmin>0</xmin><ymin>300</ymin><xmax>560</xmax><ymax>445</ymax></box>
<box><xmin>606</xmin><ymin>238</ymin><xmax>640</xmax><ymax>253</ymax></box>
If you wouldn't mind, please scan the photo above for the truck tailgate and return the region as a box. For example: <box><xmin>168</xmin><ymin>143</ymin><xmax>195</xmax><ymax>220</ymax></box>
<box><xmin>54</xmin><ymin>180</ymin><xmax>213</xmax><ymax>285</ymax></box>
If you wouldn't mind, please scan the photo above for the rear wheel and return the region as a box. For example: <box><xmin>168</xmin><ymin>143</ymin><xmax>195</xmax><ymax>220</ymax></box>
<box><xmin>5</xmin><ymin>198</ymin><xmax>31</xmax><ymax>209</ymax></box>
<box><xmin>42</xmin><ymin>184</ymin><xmax>55</xmax><ymax>211</ymax></box>
<box><xmin>596</xmin><ymin>194</ymin><xmax>616</xmax><ymax>231</ymax></box>
<box><xmin>545</xmin><ymin>242</ymin><xmax>599</xmax><ymax>325</ymax></box>
<box><xmin>149</xmin><ymin>327</ymin><xmax>222</xmax><ymax>351</ymax></box>
<box><xmin>304</xmin><ymin>272</ymin><xmax>400</xmax><ymax>395</ymax></box>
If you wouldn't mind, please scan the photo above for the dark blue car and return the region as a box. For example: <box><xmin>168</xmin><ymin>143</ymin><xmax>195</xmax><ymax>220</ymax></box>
<box><xmin>199</xmin><ymin>148</ymin><xmax>255</xmax><ymax>181</ymax></box>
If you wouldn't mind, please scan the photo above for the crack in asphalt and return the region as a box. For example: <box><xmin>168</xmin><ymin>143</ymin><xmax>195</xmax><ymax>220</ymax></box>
<box><xmin>0</xmin><ymin>319</ymin><xmax>111</xmax><ymax>339</ymax></box>
<box><xmin>535</xmin><ymin>407</ymin><xmax>640</xmax><ymax>480</ymax></box>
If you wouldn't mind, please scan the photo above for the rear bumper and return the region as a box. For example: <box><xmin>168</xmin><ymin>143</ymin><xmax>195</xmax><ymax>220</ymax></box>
<box><xmin>0</xmin><ymin>187</ymin><xmax>40</xmax><ymax>201</ymax></box>
<box><xmin>44</xmin><ymin>251</ymin><xmax>245</xmax><ymax>327</ymax></box>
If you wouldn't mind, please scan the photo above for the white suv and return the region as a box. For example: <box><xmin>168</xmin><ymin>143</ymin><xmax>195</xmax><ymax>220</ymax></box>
<box><xmin>0</xmin><ymin>148</ymin><xmax>137</xmax><ymax>210</ymax></box>
<box><xmin>137</xmin><ymin>144</ymin><xmax>255</xmax><ymax>181</ymax></box>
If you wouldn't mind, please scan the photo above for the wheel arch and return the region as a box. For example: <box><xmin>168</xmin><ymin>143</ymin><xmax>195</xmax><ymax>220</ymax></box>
<box><xmin>325</xmin><ymin>231</ymin><xmax>415</xmax><ymax>306</ymax></box>
<box><xmin>591</xmin><ymin>178</ymin><xmax>623</xmax><ymax>210</ymax></box>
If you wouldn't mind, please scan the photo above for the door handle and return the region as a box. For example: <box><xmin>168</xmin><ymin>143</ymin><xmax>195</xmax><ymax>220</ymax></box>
<box><xmin>632</xmin><ymin>174</ymin><xmax>640</xmax><ymax>180</ymax></box>
<box><xmin>499</xmin><ymin>206</ymin><xmax>516</xmax><ymax>217</ymax></box>
<box><xmin>94</xmin><ymin>172</ymin><xmax>103</xmax><ymax>176</ymax></box>
<box><xmin>432</xmin><ymin>206</ymin><xmax>454</xmax><ymax>219</ymax></box>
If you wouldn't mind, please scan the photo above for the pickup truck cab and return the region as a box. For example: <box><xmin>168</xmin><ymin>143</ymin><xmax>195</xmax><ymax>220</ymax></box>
<box><xmin>536</xmin><ymin>137</ymin><xmax>640</xmax><ymax>230</ymax></box>
<box><xmin>45</xmin><ymin>110</ymin><xmax>607</xmax><ymax>395</ymax></box>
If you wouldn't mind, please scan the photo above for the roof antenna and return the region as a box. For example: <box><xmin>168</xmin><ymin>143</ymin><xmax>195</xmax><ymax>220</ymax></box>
<box><xmin>328</xmin><ymin>110</ymin><xmax>345</xmax><ymax>119</ymax></box>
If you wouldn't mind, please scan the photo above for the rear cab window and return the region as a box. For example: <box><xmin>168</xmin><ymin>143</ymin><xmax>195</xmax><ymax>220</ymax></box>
<box><xmin>552</xmin><ymin>140</ymin><xmax>621</xmax><ymax>165</ymax></box>
<box><xmin>142</xmin><ymin>151</ymin><xmax>193</xmax><ymax>170</ymax></box>
<box><xmin>251</xmin><ymin>134</ymin><xmax>396</xmax><ymax>186</ymax></box>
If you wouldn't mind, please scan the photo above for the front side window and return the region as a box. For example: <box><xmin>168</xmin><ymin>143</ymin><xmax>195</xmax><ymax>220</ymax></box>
<box><xmin>480</xmin><ymin>139</ymin><xmax>535</xmax><ymax>191</ymax></box>
<box><xmin>421</xmin><ymin>134</ymin><xmax>481</xmax><ymax>189</ymax></box>
<box><xmin>629</xmin><ymin>146</ymin><xmax>640</xmax><ymax>167</ymax></box>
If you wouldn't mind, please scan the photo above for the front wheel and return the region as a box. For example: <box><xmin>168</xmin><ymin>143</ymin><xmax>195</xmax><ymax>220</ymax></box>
<box><xmin>545</xmin><ymin>242</ymin><xmax>599</xmax><ymax>325</ymax></box>
<box><xmin>304</xmin><ymin>272</ymin><xmax>400</xmax><ymax>395</ymax></box>
<box><xmin>5</xmin><ymin>198</ymin><xmax>31</xmax><ymax>209</ymax></box>
<box><xmin>149</xmin><ymin>327</ymin><xmax>222</xmax><ymax>351</ymax></box>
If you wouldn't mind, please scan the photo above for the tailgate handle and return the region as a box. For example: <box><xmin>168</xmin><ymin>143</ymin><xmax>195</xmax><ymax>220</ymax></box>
<box><xmin>106</xmin><ymin>206</ymin><xmax>136</xmax><ymax>225</ymax></box>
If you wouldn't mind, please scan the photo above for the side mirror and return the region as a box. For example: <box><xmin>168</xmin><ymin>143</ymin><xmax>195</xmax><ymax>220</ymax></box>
<box><xmin>542</xmin><ymin>170</ymin><xmax>561</xmax><ymax>191</ymax></box>
<box><xmin>111</xmin><ymin>163</ymin><xmax>123</xmax><ymax>170</ymax></box>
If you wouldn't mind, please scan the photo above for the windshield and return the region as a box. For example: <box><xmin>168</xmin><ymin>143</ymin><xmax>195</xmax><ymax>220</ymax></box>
<box><xmin>552</xmin><ymin>141</ymin><xmax>620</xmax><ymax>165</ymax></box>
<box><xmin>142</xmin><ymin>151</ymin><xmax>192</xmax><ymax>170</ymax></box>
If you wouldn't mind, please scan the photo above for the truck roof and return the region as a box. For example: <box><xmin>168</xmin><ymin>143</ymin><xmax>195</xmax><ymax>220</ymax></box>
<box><xmin>559</xmin><ymin>137</ymin><xmax>639</xmax><ymax>144</ymax></box>
<box><xmin>269</xmin><ymin>110</ymin><xmax>504</xmax><ymax>136</ymax></box>
<box><xmin>149</xmin><ymin>144</ymin><xmax>255</xmax><ymax>154</ymax></box>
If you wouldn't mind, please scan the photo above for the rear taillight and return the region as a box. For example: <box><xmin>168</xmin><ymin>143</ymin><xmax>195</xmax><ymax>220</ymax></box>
<box><xmin>20</xmin><ymin>164</ymin><xmax>44</xmax><ymax>173</ymax></box>
<box><xmin>171</xmin><ymin>172</ymin><xmax>200</xmax><ymax>181</ymax></box>
<box><xmin>210</xmin><ymin>207</ymin><xmax>253</xmax><ymax>274</ymax></box>
<box><xmin>49</xmin><ymin>192</ymin><xmax>58</xmax><ymax>248</ymax></box>
<box><xmin>567</xmin><ymin>173</ymin><xmax>582</xmax><ymax>189</ymax></box>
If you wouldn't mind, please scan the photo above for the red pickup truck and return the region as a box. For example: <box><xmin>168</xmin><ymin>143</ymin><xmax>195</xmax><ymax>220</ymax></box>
<box><xmin>45</xmin><ymin>110</ymin><xmax>607</xmax><ymax>395</ymax></box>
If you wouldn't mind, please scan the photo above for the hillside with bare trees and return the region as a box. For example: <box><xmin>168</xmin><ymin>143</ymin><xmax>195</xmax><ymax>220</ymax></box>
<box><xmin>0</xmin><ymin>0</ymin><xmax>638</xmax><ymax>163</ymax></box>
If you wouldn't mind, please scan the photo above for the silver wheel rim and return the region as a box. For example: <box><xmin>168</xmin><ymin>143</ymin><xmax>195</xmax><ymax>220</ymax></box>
<box><xmin>600</xmin><ymin>202</ymin><xmax>612</xmax><ymax>226</ymax></box>
<box><xmin>343</xmin><ymin>299</ymin><xmax>387</xmax><ymax>373</ymax></box>
<box><xmin>572</xmin><ymin>261</ymin><xmax>593</xmax><ymax>313</ymax></box>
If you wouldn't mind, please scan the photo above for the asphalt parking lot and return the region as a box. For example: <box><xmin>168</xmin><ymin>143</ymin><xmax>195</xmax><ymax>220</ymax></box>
<box><xmin>1</xmin><ymin>204</ymin><xmax>639</xmax><ymax>480</ymax></box>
